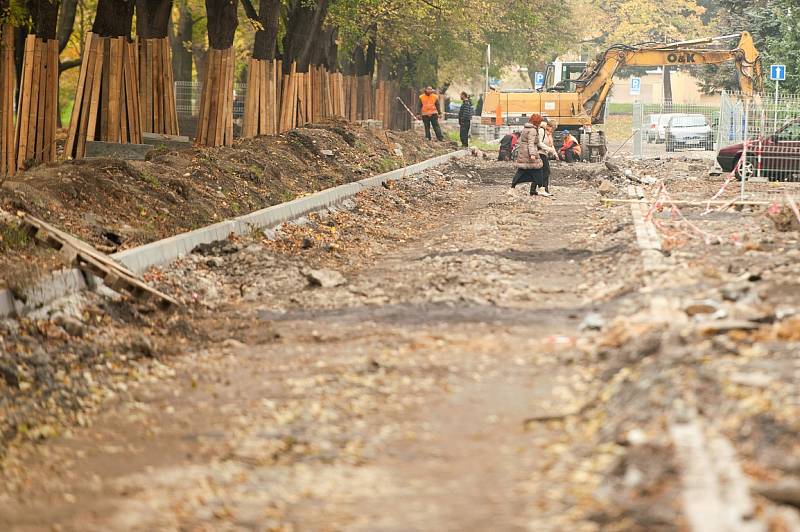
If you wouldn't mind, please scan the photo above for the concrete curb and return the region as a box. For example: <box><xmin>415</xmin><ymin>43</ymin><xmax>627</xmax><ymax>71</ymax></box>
<box><xmin>1</xmin><ymin>149</ymin><xmax>467</xmax><ymax>317</ymax></box>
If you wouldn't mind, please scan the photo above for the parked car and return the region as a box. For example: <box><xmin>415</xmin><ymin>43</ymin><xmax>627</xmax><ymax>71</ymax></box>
<box><xmin>665</xmin><ymin>114</ymin><xmax>714</xmax><ymax>151</ymax></box>
<box><xmin>717</xmin><ymin>117</ymin><xmax>800</xmax><ymax>180</ymax></box>
<box><xmin>645</xmin><ymin>114</ymin><xmax>662</xmax><ymax>143</ymax></box>
<box><xmin>650</xmin><ymin>113</ymin><xmax>683</xmax><ymax>144</ymax></box>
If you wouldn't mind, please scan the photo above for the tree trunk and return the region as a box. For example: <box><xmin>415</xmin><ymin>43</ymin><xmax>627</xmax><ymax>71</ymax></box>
<box><xmin>136</xmin><ymin>0</ymin><xmax>173</xmax><ymax>39</ymax></box>
<box><xmin>663</xmin><ymin>66</ymin><xmax>673</xmax><ymax>111</ymax></box>
<box><xmin>253</xmin><ymin>0</ymin><xmax>280</xmax><ymax>60</ymax></box>
<box><xmin>92</xmin><ymin>0</ymin><xmax>135</xmax><ymax>38</ymax></box>
<box><xmin>192</xmin><ymin>43</ymin><xmax>207</xmax><ymax>83</ymax></box>
<box><xmin>282</xmin><ymin>0</ymin><xmax>329</xmax><ymax>71</ymax></box>
<box><xmin>196</xmin><ymin>0</ymin><xmax>238</xmax><ymax>147</ymax></box>
<box><xmin>170</xmin><ymin>0</ymin><xmax>194</xmax><ymax>81</ymax></box>
<box><xmin>27</xmin><ymin>0</ymin><xmax>61</xmax><ymax>39</ymax></box>
<box><xmin>57</xmin><ymin>0</ymin><xmax>77</xmax><ymax>52</ymax></box>
<box><xmin>309</xmin><ymin>26</ymin><xmax>337</xmax><ymax>71</ymax></box>
<box><xmin>206</xmin><ymin>0</ymin><xmax>238</xmax><ymax>50</ymax></box>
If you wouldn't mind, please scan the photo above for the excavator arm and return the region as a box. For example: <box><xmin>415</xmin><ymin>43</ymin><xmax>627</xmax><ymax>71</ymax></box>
<box><xmin>575</xmin><ymin>32</ymin><xmax>763</xmax><ymax>122</ymax></box>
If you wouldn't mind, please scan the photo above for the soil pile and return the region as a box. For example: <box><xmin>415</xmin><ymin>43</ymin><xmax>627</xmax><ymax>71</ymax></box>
<box><xmin>0</xmin><ymin>120</ymin><xmax>453</xmax><ymax>291</ymax></box>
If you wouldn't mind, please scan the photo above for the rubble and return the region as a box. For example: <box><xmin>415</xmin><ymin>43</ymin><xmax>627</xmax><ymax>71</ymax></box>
<box><xmin>1</xmin><ymin>155</ymin><xmax>800</xmax><ymax>530</ymax></box>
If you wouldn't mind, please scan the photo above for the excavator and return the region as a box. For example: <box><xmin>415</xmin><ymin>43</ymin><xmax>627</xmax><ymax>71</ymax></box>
<box><xmin>481</xmin><ymin>32</ymin><xmax>763</xmax><ymax>151</ymax></box>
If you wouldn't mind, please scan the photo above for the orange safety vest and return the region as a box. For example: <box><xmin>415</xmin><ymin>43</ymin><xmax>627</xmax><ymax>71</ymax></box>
<box><xmin>419</xmin><ymin>93</ymin><xmax>439</xmax><ymax>116</ymax></box>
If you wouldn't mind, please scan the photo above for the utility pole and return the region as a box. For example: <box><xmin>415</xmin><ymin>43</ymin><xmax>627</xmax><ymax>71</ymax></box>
<box><xmin>485</xmin><ymin>44</ymin><xmax>491</xmax><ymax>93</ymax></box>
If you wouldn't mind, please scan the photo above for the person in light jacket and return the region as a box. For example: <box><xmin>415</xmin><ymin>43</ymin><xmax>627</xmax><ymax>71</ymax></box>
<box><xmin>537</xmin><ymin>119</ymin><xmax>559</xmax><ymax>196</ymax></box>
<box><xmin>511</xmin><ymin>114</ymin><xmax>553</xmax><ymax>196</ymax></box>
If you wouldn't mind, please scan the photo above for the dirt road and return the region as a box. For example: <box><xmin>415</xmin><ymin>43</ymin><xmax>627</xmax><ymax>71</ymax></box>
<box><xmin>2</xmin><ymin>158</ymin><xmax>799</xmax><ymax>530</ymax></box>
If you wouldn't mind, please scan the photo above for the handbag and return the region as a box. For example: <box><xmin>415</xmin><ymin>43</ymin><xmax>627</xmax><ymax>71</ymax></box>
<box><xmin>528</xmin><ymin>144</ymin><xmax>544</xmax><ymax>169</ymax></box>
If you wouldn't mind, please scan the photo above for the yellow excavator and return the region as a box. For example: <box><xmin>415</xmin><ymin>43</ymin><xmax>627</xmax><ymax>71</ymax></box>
<box><xmin>481</xmin><ymin>32</ymin><xmax>763</xmax><ymax>142</ymax></box>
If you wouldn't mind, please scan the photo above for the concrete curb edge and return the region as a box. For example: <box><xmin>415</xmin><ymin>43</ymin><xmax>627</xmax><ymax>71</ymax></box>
<box><xmin>1</xmin><ymin>149</ymin><xmax>468</xmax><ymax>318</ymax></box>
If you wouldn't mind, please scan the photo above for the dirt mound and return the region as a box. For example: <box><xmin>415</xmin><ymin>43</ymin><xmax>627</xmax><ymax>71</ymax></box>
<box><xmin>0</xmin><ymin>120</ymin><xmax>453</xmax><ymax>291</ymax></box>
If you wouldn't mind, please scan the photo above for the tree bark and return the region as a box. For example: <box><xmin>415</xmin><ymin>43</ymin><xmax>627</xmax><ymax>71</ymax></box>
<box><xmin>663</xmin><ymin>66</ymin><xmax>673</xmax><ymax>110</ymax></box>
<box><xmin>205</xmin><ymin>0</ymin><xmax>238</xmax><ymax>50</ymax></box>
<box><xmin>252</xmin><ymin>0</ymin><xmax>280</xmax><ymax>60</ymax></box>
<box><xmin>282</xmin><ymin>0</ymin><xmax>329</xmax><ymax>71</ymax></box>
<box><xmin>92</xmin><ymin>0</ymin><xmax>135</xmax><ymax>38</ymax></box>
<box><xmin>136</xmin><ymin>0</ymin><xmax>173</xmax><ymax>39</ymax></box>
<box><xmin>27</xmin><ymin>0</ymin><xmax>61</xmax><ymax>39</ymax></box>
<box><xmin>170</xmin><ymin>0</ymin><xmax>195</xmax><ymax>81</ymax></box>
<box><xmin>309</xmin><ymin>25</ymin><xmax>337</xmax><ymax>71</ymax></box>
<box><xmin>56</xmin><ymin>0</ymin><xmax>77</xmax><ymax>51</ymax></box>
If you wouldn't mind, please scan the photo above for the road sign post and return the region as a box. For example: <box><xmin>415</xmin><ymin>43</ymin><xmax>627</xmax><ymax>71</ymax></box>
<box><xmin>770</xmin><ymin>65</ymin><xmax>786</xmax><ymax>127</ymax></box>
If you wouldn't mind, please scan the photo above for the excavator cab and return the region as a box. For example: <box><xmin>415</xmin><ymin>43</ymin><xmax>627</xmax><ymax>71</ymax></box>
<box><xmin>544</xmin><ymin>61</ymin><xmax>587</xmax><ymax>92</ymax></box>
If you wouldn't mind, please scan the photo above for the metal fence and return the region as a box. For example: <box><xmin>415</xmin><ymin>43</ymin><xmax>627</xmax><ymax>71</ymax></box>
<box><xmin>632</xmin><ymin>101</ymin><xmax>720</xmax><ymax>158</ymax></box>
<box><xmin>174</xmin><ymin>81</ymin><xmax>247</xmax><ymax>118</ymax></box>
<box><xmin>717</xmin><ymin>91</ymin><xmax>800</xmax><ymax>183</ymax></box>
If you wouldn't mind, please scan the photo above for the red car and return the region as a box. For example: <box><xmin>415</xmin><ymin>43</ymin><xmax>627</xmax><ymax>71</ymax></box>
<box><xmin>717</xmin><ymin>117</ymin><xmax>800</xmax><ymax>180</ymax></box>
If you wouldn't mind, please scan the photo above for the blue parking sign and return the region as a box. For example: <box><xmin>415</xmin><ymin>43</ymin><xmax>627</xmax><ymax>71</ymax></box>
<box><xmin>630</xmin><ymin>77</ymin><xmax>641</xmax><ymax>96</ymax></box>
<box><xmin>770</xmin><ymin>65</ymin><xmax>786</xmax><ymax>81</ymax></box>
<box><xmin>534</xmin><ymin>72</ymin><xmax>544</xmax><ymax>89</ymax></box>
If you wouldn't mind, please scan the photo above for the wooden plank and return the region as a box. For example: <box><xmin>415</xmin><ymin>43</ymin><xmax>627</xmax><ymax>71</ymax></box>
<box><xmin>289</xmin><ymin>62</ymin><xmax>298</xmax><ymax>130</ymax></box>
<box><xmin>212</xmin><ymin>48</ymin><xmax>225</xmax><ymax>147</ymax></box>
<box><xmin>145</xmin><ymin>39</ymin><xmax>153</xmax><ymax>132</ymax></box>
<box><xmin>224</xmin><ymin>49</ymin><xmax>234</xmax><ymax>146</ymax></box>
<box><xmin>85</xmin><ymin>37</ymin><xmax>105</xmax><ymax>149</ymax></box>
<box><xmin>100</xmin><ymin>38</ymin><xmax>110</xmax><ymax>141</ymax></box>
<box><xmin>64</xmin><ymin>32</ymin><xmax>94</xmax><ymax>157</ymax></box>
<box><xmin>137</xmin><ymin>39</ymin><xmax>146</xmax><ymax>132</ymax></box>
<box><xmin>122</xmin><ymin>41</ymin><xmax>134</xmax><ymax>143</ymax></box>
<box><xmin>196</xmin><ymin>51</ymin><xmax>211</xmax><ymax>145</ymax></box>
<box><xmin>15</xmin><ymin>211</ymin><xmax>179</xmax><ymax>308</ymax></box>
<box><xmin>28</xmin><ymin>38</ymin><xmax>43</xmax><ymax>160</ymax></box>
<box><xmin>205</xmin><ymin>49</ymin><xmax>220</xmax><ymax>146</ymax></box>
<box><xmin>160</xmin><ymin>39</ymin><xmax>171</xmax><ymax>134</ymax></box>
<box><xmin>166</xmin><ymin>38</ymin><xmax>178</xmax><ymax>135</ymax></box>
<box><xmin>242</xmin><ymin>58</ymin><xmax>255</xmax><ymax>137</ymax></box>
<box><xmin>73</xmin><ymin>34</ymin><xmax>97</xmax><ymax>159</ymax></box>
<box><xmin>0</xmin><ymin>24</ymin><xmax>14</xmax><ymax>176</ymax></box>
<box><xmin>296</xmin><ymin>72</ymin><xmax>304</xmax><ymax>125</ymax></box>
<box><xmin>120</xmin><ymin>41</ymin><xmax>131</xmax><ymax>143</ymax></box>
<box><xmin>153</xmin><ymin>39</ymin><xmax>161</xmax><ymax>134</ymax></box>
<box><xmin>130</xmin><ymin>41</ymin><xmax>143</xmax><ymax>143</ymax></box>
<box><xmin>259</xmin><ymin>59</ymin><xmax>267</xmax><ymax>136</ymax></box>
<box><xmin>112</xmin><ymin>37</ymin><xmax>124</xmax><ymax>142</ymax></box>
<box><xmin>46</xmin><ymin>39</ymin><xmax>58</xmax><ymax>161</ymax></box>
<box><xmin>34</xmin><ymin>40</ymin><xmax>48</xmax><ymax>160</ymax></box>
<box><xmin>15</xmin><ymin>35</ymin><xmax>35</xmax><ymax>166</ymax></box>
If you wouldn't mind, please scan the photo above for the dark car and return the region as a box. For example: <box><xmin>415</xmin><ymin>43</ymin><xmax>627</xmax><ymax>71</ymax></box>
<box><xmin>665</xmin><ymin>114</ymin><xmax>714</xmax><ymax>151</ymax></box>
<box><xmin>717</xmin><ymin>117</ymin><xmax>800</xmax><ymax>180</ymax></box>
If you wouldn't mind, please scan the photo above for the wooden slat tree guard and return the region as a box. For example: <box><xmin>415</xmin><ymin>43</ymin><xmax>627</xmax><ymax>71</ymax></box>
<box><xmin>242</xmin><ymin>58</ymin><xmax>278</xmax><ymax>137</ymax></box>
<box><xmin>138</xmin><ymin>37</ymin><xmax>179</xmax><ymax>135</ymax></box>
<box><xmin>0</xmin><ymin>24</ymin><xmax>16</xmax><ymax>177</ymax></box>
<box><xmin>65</xmin><ymin>33</ymin><xmax>142</xmax><ymax>159</ymax></box>
<box><xmin>15</xmin><ymin>35</ymin><xmax>59</xmax><ymax>168</ymax></box>
<box><xmin>196</xmin><ymin>47</ymin><xmax>235</xmax><ymax>147</ymax></box>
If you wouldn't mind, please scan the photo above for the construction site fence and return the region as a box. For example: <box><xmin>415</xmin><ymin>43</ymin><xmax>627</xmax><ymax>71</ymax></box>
<box><xmin>718</xmin><ymin>91</ymin><xmax>800</xmax><ymax>183</ymax></box>
<box><xmin>629</xmin><ymin>92</ymin><xmax>800</xmax><ymax>185</ymax></box>
<box><xmin>632</xmin><ymin>101</ymin><xmax>720</xmax><ymax>158</ymax></box>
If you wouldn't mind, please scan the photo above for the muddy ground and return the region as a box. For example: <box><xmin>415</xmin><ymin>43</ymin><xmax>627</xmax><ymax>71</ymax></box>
<box><xmin>1</xmin><ymin>154</ymin><xmax>800</xmax><ymax>530</ymax></box>
<box><xmin>0</xmin><ymin>120</ymin><xmax>452</xmax><ymax>293</ymax></box>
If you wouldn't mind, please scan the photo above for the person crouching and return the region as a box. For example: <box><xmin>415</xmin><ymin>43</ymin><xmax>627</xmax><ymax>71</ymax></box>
<box><xmin>498</xmin><ymin>131</ymin><xmax>520</xmax><ymax>161</ymax></box>
<box><xmin>559</xmin><ymin>130</ymin><xmax>582</xmax><ymax>163</ymax></box>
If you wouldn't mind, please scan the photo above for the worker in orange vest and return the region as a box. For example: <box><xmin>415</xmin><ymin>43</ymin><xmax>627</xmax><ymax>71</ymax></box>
<box><xmin>418</xmin><ymin>86</ymin><xmax>444</xmax><ymax>141</ymax></box>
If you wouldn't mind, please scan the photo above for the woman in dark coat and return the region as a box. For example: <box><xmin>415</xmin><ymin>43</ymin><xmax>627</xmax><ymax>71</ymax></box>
<box><xmin>511</xmin><ymin>114</ymin><xmax>548</xmax><ymax>195</ymax></box>
<box><xmin>458</xmin><ymin>92</ymin><xmax>474</xmax><ymax>148</ymax></box>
